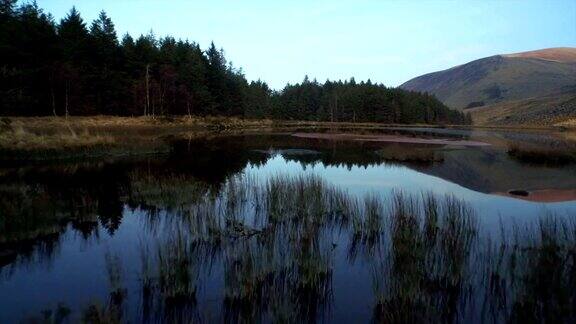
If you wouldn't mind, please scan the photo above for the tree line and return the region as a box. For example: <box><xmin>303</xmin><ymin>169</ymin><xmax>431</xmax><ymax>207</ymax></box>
<box><xmin>0</xmin><ymin>1</ymin><xmax>471</xmax><ymax>124</ymax></box>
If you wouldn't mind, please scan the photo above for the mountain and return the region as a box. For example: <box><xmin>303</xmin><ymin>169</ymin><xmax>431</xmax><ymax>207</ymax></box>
<box><xmin>400</xmin><ymin>47</ymin><xmax>576</xmax><ymax>112</ymax></box>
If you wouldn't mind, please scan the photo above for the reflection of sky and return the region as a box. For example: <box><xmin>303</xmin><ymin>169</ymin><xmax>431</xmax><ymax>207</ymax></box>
<box><xmin>2</xmin><ymin>154</ymin><xmax>575</xmax><ymax>322</ymax></box>
<box><xmin>246</xmin><ymin>155</ymin><xmax>576</xmax><ymax>229</ymax></box>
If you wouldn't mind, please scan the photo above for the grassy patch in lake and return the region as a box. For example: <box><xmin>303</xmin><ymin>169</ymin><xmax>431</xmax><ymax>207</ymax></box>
<box><xmin>507</xmin><ymin>143</ymin><xmax>576</xmax><ymax>166</ymax></box>
<box><xmin>375</xmin><ymin>144</ymin><xmax>445</xmax><ymax>163</ymax></box>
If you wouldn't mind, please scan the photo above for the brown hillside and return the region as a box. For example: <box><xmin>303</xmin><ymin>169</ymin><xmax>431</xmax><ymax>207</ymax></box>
<box><xmin>504</xmin><ymin>47</ymin><xmax>576</xmax><ymax>63</ymax></box>
<box><xmin>400</xmin><ymin>47</ymin><xmax>576</xmax><ymax>111</ymax></box>
<box><xmin>469</xmin><ymin>92</ymin><xmax>576</xmax><ymax>127</ymax></box>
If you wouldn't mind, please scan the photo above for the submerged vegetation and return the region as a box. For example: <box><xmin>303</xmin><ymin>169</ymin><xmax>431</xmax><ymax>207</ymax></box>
<box><xmin>2</xmin><ymin>167</ymin><xmax>575</xmax><ymax>322</ymax></box>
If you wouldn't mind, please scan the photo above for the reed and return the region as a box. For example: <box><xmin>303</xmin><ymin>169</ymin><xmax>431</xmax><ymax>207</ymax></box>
<box><xmin>156</xmin><ymin>230</ymin><xmax>200</xmax><ymax>303</ymax></box>
<box><xmin>7</xmin><ymin>170</ymin><xmax>575</xmax><ymax>322</ymax></box>
<box><xmin>507</xmin><ymin>143</ymin><xmax>576</xmax><ymax>165</ymax></box>
<box><xmin>481</xmin><ymin>215</ymin><xmax>576</xmax><ymax>322</ymax></box>
<box><xmin>371</xmin><ymin>192</ymin><xmax>478</xmax><ymax>323</ymax></box>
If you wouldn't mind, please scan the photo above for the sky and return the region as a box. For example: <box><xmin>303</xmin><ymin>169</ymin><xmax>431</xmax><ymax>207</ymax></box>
<box><xmin>37</xmin><ymin>0</ymin><xmax>576</xmax><ymax>89</ymax></box>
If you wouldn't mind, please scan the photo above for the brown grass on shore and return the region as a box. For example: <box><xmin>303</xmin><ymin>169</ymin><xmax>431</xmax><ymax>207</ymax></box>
<box><xmin>0</xmin><ymin>124</ymin><xmax>115</xmax><ymax>150</ymax></box>
<box><xmin>507</xmin><ymin>143</ymin><xmax>576</xmax><ymax>165</ymax></box>
<box><xmin>7</xmin><ymin>115</ymin><xmax>276</xmax><ymax>129</ymax></box>
<box><xmin>1</xmin><ymin>115</ymin><xmax>574</xmax><ymax>160</ymax></box>
<box><xmin>4</xmin><ymin>115</ymin><xmax>572</xmax><ymax>132</ymax></box>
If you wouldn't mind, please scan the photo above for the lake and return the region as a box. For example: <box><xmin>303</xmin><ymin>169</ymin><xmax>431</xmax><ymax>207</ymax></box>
<box><xmin>1</xmin><ymin>128</ymin><xmax>575</xmax><ymax>323</ymax></box>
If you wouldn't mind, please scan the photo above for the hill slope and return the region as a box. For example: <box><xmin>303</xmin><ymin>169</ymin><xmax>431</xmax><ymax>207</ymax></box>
<box><xmin>468</xmin><ymin>91</ymin><xmax>576</xmax><ymax>126</ymax></box>
<box><xmin>400</xmin><ymin>47</ymin><xmax>576</xmax><ymax>111</ymax></box>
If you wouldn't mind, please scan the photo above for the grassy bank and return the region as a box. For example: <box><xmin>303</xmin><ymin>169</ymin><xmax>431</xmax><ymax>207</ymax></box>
<box><xmin>1</xmin><ymin>115</ymin><xmax>573</xmax><ymax>161</ymax></box>
<box><xmin>0</xmin><ymin>116</ymin><xmax>279</xmax><ymax>160</ymax></box>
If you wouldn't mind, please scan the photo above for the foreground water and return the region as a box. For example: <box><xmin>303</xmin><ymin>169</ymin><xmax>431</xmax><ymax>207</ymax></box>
<box><xmin>1</xmin><ymin>129</ymin><xmax>575</xmax><ymax>323</ymax></box>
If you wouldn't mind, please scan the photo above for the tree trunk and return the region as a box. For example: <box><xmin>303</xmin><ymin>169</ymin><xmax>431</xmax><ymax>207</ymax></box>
<box><xmin>334</xmin><ymin>94</ymin><xmax>338</xmax><ymax>122</ymax></box>
<box><xmin>50</xmin><ymin>78</ymin><xmax>56</xmax><ymax>117</ymax></box>
<box><xmin>65</xmin><ymin>80</ymin><xmax>69</xmax><ymax>119</ymax></box>
<box><xmin>145</xmin><ymin>64</ymin><xmax>150</xmax><ymax>117</ymax></box>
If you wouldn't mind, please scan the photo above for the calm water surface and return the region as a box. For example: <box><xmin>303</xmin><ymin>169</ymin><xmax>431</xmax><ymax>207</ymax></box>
<box><xmin>1</xmin><ymin>130</ymin><xmax>575</xmax><ymax>323</ymax></box>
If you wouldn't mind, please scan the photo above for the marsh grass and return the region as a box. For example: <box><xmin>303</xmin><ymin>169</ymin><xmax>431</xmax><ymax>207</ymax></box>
<box><xmin>0</xmin><ymin>115</ymin><xmax>282</xmax><ymax>160</ymax></box>
<box><xmin>507</xmin><ymin>143</ymin><xmax>576</xmax><ymax>165</ymax></box>
<box><xmin>81</xmin><ymin>302</ymin><xmax>122</xmax><ymax>324</ymax></box>
<box><xmin>0</xmin><ymin>117</ymin><xmax>171</xmax><ymax>160</ymax></box>
<box><xmin>0</xmin><ymin>121</ymin><xmax>115</xmax><ymax>150</ymax></box>
<box><xmin>22</xmin><ymin>303</ymin><xmax>71</xmax><ymax>324</ymax></box>
<box><xmin>103</xmin><ymin>252</ymin><xmax>126</xmax><ymax>322</ymax></box>
<box><xmin>223</xmin><ymin>223</ymin><xmax>334</xmax><ymax>323</ymax></box>
<box><xmin>481</xmin><ymin>215</ymin><xmax>576</xmax><ymax>323</ymax></box>
<box><xmin>6</xmin><ymin>169</ymin><xmax>575</xmax><ymax>322</ymax></box>
<box><xmin>375</xmin><ymin>145</ymin><xmax>444</xmax><ymax>163</ymax></box>
<box><xmin>128</xmin><ymin>172</ymin><xmax>487</xmax><ymax>322</ymax></box>
<box><xmin>156</xmin><ymin>230</ymin><xmax>201</xmax><ymax>303</ymax></box>
<box><xmin>370</xmin><ymin>192</ymin><xmax>478</xmax><ymax>323</ymax></box>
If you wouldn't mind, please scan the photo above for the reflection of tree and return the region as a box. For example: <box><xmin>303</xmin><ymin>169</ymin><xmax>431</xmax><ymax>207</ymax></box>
<box><xmin>0</xmin><ymin>163</ymin><xmax>129</xmax><ymax>276</ymax></box>
<box><xmin>2</xmin><ymin>135</ymin><xmax>576</xmax><ymax>322</ymax></box>
<box><xmin>0</xmin><ymin>133</ymin><xmax>433</xmax><ymax>273</ymax></box>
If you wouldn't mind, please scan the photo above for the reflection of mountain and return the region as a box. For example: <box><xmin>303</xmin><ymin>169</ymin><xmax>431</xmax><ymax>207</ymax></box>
<box><xmin>243</xmin><ymin>134</ymin><xmax>576</xmax><ymax>195</ymax></box>
<box><xmin>410</xmin><ymin>149</ymin><xmax>576</xmax><ymax>194</ymax></box>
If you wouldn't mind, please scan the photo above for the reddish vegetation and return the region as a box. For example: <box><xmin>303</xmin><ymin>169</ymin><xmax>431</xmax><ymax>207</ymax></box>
<box><xmin>495</xmin><ymin>189</ymin><xmax>576</xmax><ymax>203</ymax></box>
<box><xmin>292</xmin><ymin>133</ymin><xmax>490</xmax><ymax>147</ymax></box>
<box><xmin>503</xmin><ymin>47</ymin><xmax>576</xmax><ymax>63</ymax></box>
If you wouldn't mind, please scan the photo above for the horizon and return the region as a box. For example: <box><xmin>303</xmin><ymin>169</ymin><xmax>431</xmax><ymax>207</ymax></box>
<box><xmin>36</xmin><ymin>0</ymin><xmax>576</xmax><ymax>89</ymax></box>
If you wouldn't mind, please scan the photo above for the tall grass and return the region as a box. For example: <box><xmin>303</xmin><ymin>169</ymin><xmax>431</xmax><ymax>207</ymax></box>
<box><xmin>5</xmin><ymin>169</ymin><xmax>575</xmax><ymax>322</ymax></box>
<box><xmin>0</xmin><ymin>121</ymin><xmax>115</xmax><ymax>150</ymax></box>
<box><xmin>481</xmin><ymin>215</ymin><xmax>576</xmax><ymax>322</ymax></box>
<box><xmin>370</xmin><ymin>192</ymin><xmax>478</xmax><ymax>323</ymax></box>
<box><xmin>128</xmin><ymin>172</ymin><xmax>485</xmax><ymax>322</ymax></box>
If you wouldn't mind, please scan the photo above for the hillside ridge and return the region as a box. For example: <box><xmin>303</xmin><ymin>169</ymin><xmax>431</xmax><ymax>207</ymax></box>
<box><xmin>400</xmin><ymin>47</ymin><xmax>576</xmax><ymax>111</ymax></box>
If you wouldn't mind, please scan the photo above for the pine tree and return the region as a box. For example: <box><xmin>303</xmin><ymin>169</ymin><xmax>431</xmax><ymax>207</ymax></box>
<box><xmin>0</xmin><ymin>2</ymin><xmax>470</xmax><ymax>125</ymax></box>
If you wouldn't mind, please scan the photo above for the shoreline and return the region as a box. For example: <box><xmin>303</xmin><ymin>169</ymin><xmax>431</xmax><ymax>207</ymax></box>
<box><xmin>1</xmin><ymin>115</ymin><xmax>573</xmax><ymax>161</ymax></box>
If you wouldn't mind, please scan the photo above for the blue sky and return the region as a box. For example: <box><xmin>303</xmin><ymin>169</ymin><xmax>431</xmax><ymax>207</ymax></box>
<box><xmin>38</xmin><ymin>0</ymin><xmax>576</xmax><ymax>89</ymax></box>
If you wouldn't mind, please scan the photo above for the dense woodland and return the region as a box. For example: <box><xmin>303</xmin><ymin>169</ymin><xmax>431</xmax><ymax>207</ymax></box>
<box><xmin>0</xmin><ymin>2</ymin><xmax>471</xmax><ymax>124</ymax></box>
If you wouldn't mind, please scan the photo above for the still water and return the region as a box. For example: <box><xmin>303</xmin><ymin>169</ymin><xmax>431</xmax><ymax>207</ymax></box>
<box><xmin>1</xmin><ymin>130</ymin><xmax>575</xmax><ymax>323</ymax></box>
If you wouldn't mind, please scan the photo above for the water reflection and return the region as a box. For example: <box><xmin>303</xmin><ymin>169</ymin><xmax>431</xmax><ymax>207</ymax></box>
<box><xmin>1</xmin><ymin>133</ymin><xmax>575</xmax><ymax>322</ymax></box>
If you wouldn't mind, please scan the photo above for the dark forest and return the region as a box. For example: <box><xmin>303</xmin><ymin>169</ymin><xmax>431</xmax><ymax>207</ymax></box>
<box><xmin>0</xmin><ymin>2</ymin><xmax>470</xmax><ymax>124</ymax></box>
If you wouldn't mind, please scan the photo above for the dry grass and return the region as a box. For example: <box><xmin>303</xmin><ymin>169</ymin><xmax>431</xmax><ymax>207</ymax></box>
<box><xmin>6</xmin><ymin>115</ymin><xmax>277</xmax><ymax>131</ymax></box>
<box><xmin>0</xmin><ymin>124</ymin><xmax>115</xmax><ymax>150</ymax></box>
<box><xmin>556</xmin><ymin>117</ymin><xmax>576</xmax><ymax>128</ymax></box>
<box><xmin>469</xmin><ymin>93</ymin><xmax>576</xmax><ymax>128</ymax></box>
<box><xmin>1</xmin><ymin>115</ymin><xmax>573</xmax><ymax>160</ymax></box>
<box><xmin>507</xmin><ymin>143</ymin><xmax>576</xmax><ymax>165</ymax></box>
<box><xmin>0</xmin><ymin>117</ymin><xmax>167</xmax><ymax>159</ymax></box>
<box><xmin>0</xmin><ymin>115</ymin><xmax>437</xmax><ymax>160</ymax></box>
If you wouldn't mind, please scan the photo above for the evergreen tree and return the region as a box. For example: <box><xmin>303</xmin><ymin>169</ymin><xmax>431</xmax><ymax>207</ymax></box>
<box><xmin>0</xmin><ymin>3</ymin><xmax>470</xmax><ymax>125</ymax></box>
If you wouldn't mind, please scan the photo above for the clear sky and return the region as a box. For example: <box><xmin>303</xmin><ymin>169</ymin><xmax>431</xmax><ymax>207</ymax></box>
<box><xmin>37</xmin><ymin>0</ymin><xmax>576</xmax><ymax>89</ymax></box>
